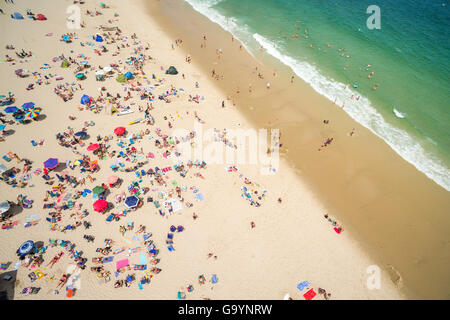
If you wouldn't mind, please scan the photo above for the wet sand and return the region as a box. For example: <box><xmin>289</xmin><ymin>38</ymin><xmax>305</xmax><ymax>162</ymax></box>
<box><xmin>147</xmin><ymin>0</ymin><xmax>450</xmax><ymax>299</ymax></box>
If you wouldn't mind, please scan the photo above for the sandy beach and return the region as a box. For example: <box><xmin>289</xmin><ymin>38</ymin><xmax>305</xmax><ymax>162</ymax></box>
<box><xmin>0</xmin><ymin>0</ymin><xmax>446</xmax><ymax>300</ymax></box>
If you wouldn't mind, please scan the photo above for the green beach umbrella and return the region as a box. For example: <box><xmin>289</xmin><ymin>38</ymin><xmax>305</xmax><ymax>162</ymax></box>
<box><xmin>61</xmin><ymin>60</ymin><xmax>70</xmax><ymax>68</ymax></box>
<box><xmin>76</xmin><ymin>73</ymin><xmax>86</xmax><ymax>80</ymax></box>
<box><xmin>92</xmin><ymin>185</ymin><xmax>106</xmax><ymax>194</ymax></box>
<box><xmin>116</xmin><ymin>74</ymin><xmax>127</xmax><ymax>83</ymax></box>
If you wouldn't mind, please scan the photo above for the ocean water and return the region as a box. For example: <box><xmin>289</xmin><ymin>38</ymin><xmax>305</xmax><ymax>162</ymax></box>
<box><xmin>183</xmin><ymin>0</ymin><xmax>450</xmax><ymax>191</ymax></box>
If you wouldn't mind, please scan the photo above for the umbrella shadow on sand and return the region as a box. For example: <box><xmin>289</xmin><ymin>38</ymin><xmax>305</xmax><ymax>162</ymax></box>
<box><xmin>34</xmin><ymin>114</ymin><xmax>46</xmax><ymax>121</ymax></box>
<box><xmin>0</xmin><ymin>269</ymin><xmax>18</xmax><ymax>300</ymax></box>
<box><xmin>3</xmin><ymin>129</ymin><xmax>15</xmax><ymax>137</ymax></box>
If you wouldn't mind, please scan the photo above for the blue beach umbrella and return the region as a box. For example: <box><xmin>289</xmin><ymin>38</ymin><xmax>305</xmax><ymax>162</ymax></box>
<box><xmin>18</xmin><ymin>240</ymin><xmax>34</xmax><ymax>256</ymax></box>
<box><xmin>124</xmin><ymin>72</ymin><xmax>133</xmax><ymax>80</ymax></box>
<box><xmin>76</xmin><ymin>73</ymin><xmax>86</xmax><ymax>80</ymax></box>
<box><xmin>80</xmin><ymin>94</ymin><xmax>90</xmax><ymax>105</ymax></box>
<box><xmin>95</xmin><ymin>35</ymin><xmax>103</xmax><ymax>42</ymax></box>
<box><xmin>0</xmin><ymin>124</ymin><xmax>6</xmax><ymax>131</ymax></box>
<box><xmin>21</xmin><ymin>102</ymin><xmax>35</xmax><ymax>110</ymax></box>
<box><xmin>14</xmin><ymin>114</ymin><xmax>25</xmax><ymax>121</ymax></box>
<box><xmin>12</xmin><ymin>12</ymin><xmax>24</xmax><ymax>20</ymax></box>
<box><xmin>4</xmin><ymin>106</ymin><xmax>19</xmax><ymax>113</ymax></box>
<box><xmin>44</xmin><ymin>158</ymin><xmax>59</xmax><ymax>169</ymax></box>
<box><xmin>124</xmin><ymin>196</ymin><xmax>139</xmax><ymax>208</ymax></box>
<box><xmin>74</xmin><ymin>131</ymin><xmax>87</xmax><ymax>138</ymax></box>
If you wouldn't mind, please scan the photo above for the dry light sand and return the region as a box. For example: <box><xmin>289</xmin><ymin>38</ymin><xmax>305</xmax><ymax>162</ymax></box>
<box><xmin>0</xmin><ymin>0</ymin><xmax>419</xmax><ymax>300</ymax></box>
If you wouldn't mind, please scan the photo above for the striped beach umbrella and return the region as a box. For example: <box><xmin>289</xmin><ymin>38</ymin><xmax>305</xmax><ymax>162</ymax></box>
<box><xmin>26</xmin><ymin>108</ymin><xmax>41</xmax><ymax>118</ymax></box>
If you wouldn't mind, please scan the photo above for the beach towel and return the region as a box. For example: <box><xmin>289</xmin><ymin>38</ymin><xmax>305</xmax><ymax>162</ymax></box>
<box><xmin>139</xmin><ymin>253</ymin><xmax>147</xmax><ymax>265</ymax></box>
<box><xmin>116</xmin><ymin>258</ymin><xmax>129</xmax><ymax>270</ymax></box>
<box><xmin>211</xmin><ymin>274</ymin><xmax>218</xmax><ymax>284</ymax></box>
<box><xmin>132</xmin><ymin>236</ymin><xmax>140</xmax><ymax>242</ymax></box>
<box><xmin>112</xmin><ymin>247</ymin><xmax>125</xmax><ymax>255</ymax></box>
<box><xmin>35</xmin><ymin>269</ymin><xmax>45</xmax><ymax>279</ymax></box>
<box><xmin>303</xmin><ymin>289</ymin><xmax>317</xmax><ymax>300</ymax></box>
<box><xmin>334</xmin><ymin>227</ymin><xmax>341</xmax><ymax>234</ymax></box>
<box><xmin>102</xmin><ymin>256</ymin><xmax>114</xmax><ymax>263</ymax></box>
<box><xmin>28</xmin><ymin>272</ymin><xmax>37</xmax><ymax>282</ymax></box>
<box><xmin>297</xmin><ymin>281</ymin><xmax>310</xmax><ymax>291</ymax></box>
<box><xmin>133</xmin><ymin>264</ymin><xmax>147</xmax><ymax>271</ymax></box>
<box><xmin>196</xmin><ymin>193</ymin><xmax>204</xmax><ymax>201</ymax></box>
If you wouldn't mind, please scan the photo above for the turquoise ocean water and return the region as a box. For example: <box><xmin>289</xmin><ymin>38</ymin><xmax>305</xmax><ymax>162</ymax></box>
<box><xmin>183</xmin><ymin>0</ymin><xmax>450</xmax><ymax>190</ymax></box>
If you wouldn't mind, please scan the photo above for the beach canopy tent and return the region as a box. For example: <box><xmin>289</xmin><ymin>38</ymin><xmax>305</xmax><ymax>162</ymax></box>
<box><xmin>61</xmin><ymin>60</ymin><xmax>70</xmax><ymax>68</ymax></box>
<box><xmin>0</xmin><ymin>201</ymin><xmax>10</xmax><ymax>214</ymax></box>
<box><xmin>92</xmin><ymin>185</ymin><xmax>106</xmax><ymax>194</ymax></box>
<box><xmin>74</xmin><ymin>131</ymin><xmax>87</xmax><ymax>138</ymax></box>
<box><xmin>165</xmin><ymin>66</ymin><xmax>178</xmax><ymax>75</ymax></box>
<box><xmin>124</xmin><ymin>196</ymin><xmax>139</xmax><ymax>208</ymax></box>
<box><xmin>80</xmin><ymin>94</ymin><xmax>91</xmax><ymax>105</ymax></box>
<box><xmin>12</xmin><ymin>12</ymin><xmax>24</xmax><ymax>20</ymax></box>
<box><xmin>93</xmin><ymin>199</ymin><xmax>108</xmax><ymax>212</ymax></box>
<box><xmin>4</xmin><ymin>106</ymin><xmax>19</xmax><ymax>113</ymax></box>
<box><xmin>36</xmin><ymin>14</ymin><xmax>47</xmax><ymax>21</ymax></box>
<box><xmin>87</xmin><ymin>144</ymin><xmax>100</xmax><ymax>151</ymax></box>
<box><xmin>95</xmin><ymin>35</ymin><xmax>103</xmax><ymax>42</ymax></box>
<box><xmin>107</xmin><ymin>175</ymin><xmax>119</xmax><ymax>185</ymax></box>
<box><xmin>17</xmin><ymin>240</ymin><xmax>34</xmax><ymax>257</ymax></box>
<box><xmin>116</xmin><ymin>74</ymin><xmax>127</xmax><ymax>83</ymax></box>
<box><xmin>114</xmin><ymin>126</ymin><xmax>126</xmax><ymax>136</ymax></box>
<box><xmin>44</xmin><ymin>158</ymin><xmax>59</xmax><ymax>169</ymax></box>
<box><xmin>124</xmin><ymin>72</ymin><xmax>133</xmax><ymax>80</ymax></box>
<box><xmin>21</xmin><ymin>102</ymin><xmax>35</xmax><ymax>110</ymax></box>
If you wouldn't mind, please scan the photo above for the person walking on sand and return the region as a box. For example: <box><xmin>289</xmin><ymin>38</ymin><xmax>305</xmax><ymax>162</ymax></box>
<box><xmin>266</xmin><ymin>82</ymin><xmax>271</xmax><ymax>89</ymax></box>
<box><xmin>221</xmin><ymin>101</ymin><xmax>225</xmax><ymax>108</ymax></box>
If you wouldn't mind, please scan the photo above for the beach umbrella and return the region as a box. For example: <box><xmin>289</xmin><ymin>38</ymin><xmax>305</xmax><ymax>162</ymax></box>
<box><xmin>107</xmin><ymin>175</ymin><xmax>119</xmax><ymax>185</ymax></box>
<box><xmin>36</xmin><ymin>14</ymin><xmax>47</xmax><ymax>21</ymax></box>
<box><xmin>21</xmin><ymin>102</ymin><xmax>35</xmax><ymax>110</ymax></box>
<box><xmin>15</xmin><ymin>69</ymin><xmax>24</xmax><ymax>76</ymax></box>
<box><xmin>93</xmin><ymin>199</ymin><xmax>108</xmax><ymax>212</ymax></box>
<box><xmin>74</xmin><ymin>131</ymin><xmax>87</xmax><ymax>138</ymax></box>
<box><xmin>76</xmin><ymin>73</ymin><xmax>86</xmax><ymax>80</ymax></box>
<box><xmin>0</xmin><ymin>124</ymin><xmax>6</xmax><ymax>131</ymax></box>
<box><xmin>92</xmin><ymin>185</ymin><xmax>106</xmax><ymax>194</ymax></box>
<box><xmin>44</xmin><ymin>158</ymin><xmax>59</xmax><ymax>169</ymax></box>
<box><xmin>124</xmin><ymin>196</ymin><xmax>139</xmax><ymax>208</ymax></box>
<box><xmin>95</xmin><ymin>35</ymin><xmax>103</xmax><ymax>42</ymax></box>
<box><xmin>12</xmin><ymin>12</ymin><xmax>24</xmax><ymax>20</ymax></box>
<box><xmin>103</xmin><ymin>66</ymin><xmax>112</xmax><ymax>73</ymax></box>
<box><xmin>4</xmin><ymin>106</ymin><xmax>18</xmax><ymax>113</ymax></box>
<box><xmin>26</xmin><ymin>108</ymin><xmax>40</xmax><ymax>118</ymax></box>
<box><xmin>96</xmin><ymin>70</ymin><xmax>105</xmax><ymax>76</ymax></box>
<box><xmin>80</xmin><ymin>60</ymin><xmax>89</xmax><ymax>66</ymax></box>
<box><xmin>61</xmin><ymin>60</ymin><xmax>70</xmax><ymax>68</ymax></box>
<box><xmin>80</xmin><ymin>94</ymin><xmax>91</xmax><ymax>105</ymax></box>
<box><xmin>124</xmin><ymin>72</ymin><xmax>133</xmax><ymax>80</ymax></box>
<box><xmin>87</xmin><ymin>143</ymin><xmax>100</xmax><ymax>151</ymax></box>
<box><xmin>14</xmin><ymin>114</ymin><xmax>25</xmax><ymax>121</ymax></box>
<box><xmin>165</xmin><ymin>66</ymin><xmax>178</xmax><ymax>75</ymax></box>
<box><xmin>17</xmin><ymin>240</ymin><xmax>34</xmax><ymax>257</ymax></box>
<box><xmin>116</xmin><ymin>74</ymin><xmax>127</xmax><ymax>83</ymax></box>
<box><xmin>0</xmin><ymin>201</ymin><xmax>10</xmax><ymax>214</ymax></box>
<box><xmin>114</xmin><ymin>126</ymin><xmax>126</xmax><ymax>136</ymax></box>
<box><xmin>63</xmin><ymin>35</ymin><xmax>70</xmax><ymax>42</ymax></box>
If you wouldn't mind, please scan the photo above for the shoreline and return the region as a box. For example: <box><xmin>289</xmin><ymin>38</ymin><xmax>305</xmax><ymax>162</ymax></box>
<box><xmin>145</xmin><ymin>0</ymin><xmax>450</xmax><ymax>299</ymax></box>
<box><xmin>0</xmin><ymin>0</ymin><xmax>445</xmax><ymax>300</ymax></box>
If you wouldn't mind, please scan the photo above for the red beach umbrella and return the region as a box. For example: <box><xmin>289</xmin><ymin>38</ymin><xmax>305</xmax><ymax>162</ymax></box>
<box><xmin>114</xmin><ymin>126</ymin><xmax>126</xmax><ymax>136</ymax></box>
<box><xmin>87</xmin><ymin>143</ymin><xmax>100</xmax><ymax>151</ymax></box>
<box><xmin>36</xmin><ymin>14</ymin><xmax>47</xmax><ymax>21</ymax></box>
<box><xmin>93</xmin><ymin>199</ymin><xmax>108</xmax><ymax>212</ymax></box>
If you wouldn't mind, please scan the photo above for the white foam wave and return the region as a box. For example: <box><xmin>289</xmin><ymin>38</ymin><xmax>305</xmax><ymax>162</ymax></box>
<box><xmin>184</xmin><ymin>0</ymin><xmax>254</xmax><ymax>55</ymax></box>
<box><xmin>393</xmin><ymin>108</ymin><xmax>406</xmax><ymax>118</ymax></box>
<box><xmin>180</xmin><ymin>1</ymin><xmax>450</xmax><ymax>191</ymax></box>
<box><xmin>253</xmin><ymin>33</ymin><xmax>450</xmax><ymax>191</ymax></box>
